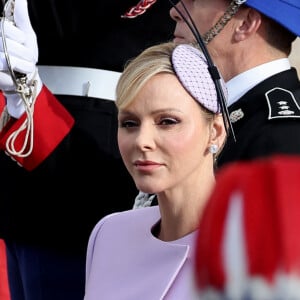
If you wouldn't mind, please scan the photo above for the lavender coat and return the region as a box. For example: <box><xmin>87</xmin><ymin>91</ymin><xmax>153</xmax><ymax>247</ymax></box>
<box><xmin>84</xmin><ymin>206</ymin><xmax>197</xmax><ymax>300</ymax></box>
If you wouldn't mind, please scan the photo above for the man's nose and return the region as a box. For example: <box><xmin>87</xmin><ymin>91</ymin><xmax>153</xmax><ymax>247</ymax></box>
<box><xmin>169</xmin><ymin>2</ymin><xmax>183</xmax><ymax>21</ymax></box>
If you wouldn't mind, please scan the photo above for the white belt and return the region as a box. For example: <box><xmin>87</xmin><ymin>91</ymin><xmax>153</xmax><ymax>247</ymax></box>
<box><xmin>38</xmin><ymin>65</ymin><xmax>122</xmax><ymax>101</ymax></box>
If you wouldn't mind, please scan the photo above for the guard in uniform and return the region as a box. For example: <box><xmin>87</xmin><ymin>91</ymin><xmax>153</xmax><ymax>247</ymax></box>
<box><xmin>0</xmin><ymin>0</ymin><xmax>174</xmax><ymax>300</ymax></box>
<box><xmin>213</xmin><ymin>0</ymin><xmax>300</xmax><ymax>166</ymax></box>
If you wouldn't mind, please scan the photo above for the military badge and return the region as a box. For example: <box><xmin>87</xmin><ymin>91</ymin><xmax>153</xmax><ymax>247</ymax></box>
<box><xmin>229</xmin><ymin>108</ymin><xmax>244</xmax><ymax>123</ymax></box>
<box><xmin>266</xmin><ymin>87</ymin><xmax>300</xmax><ymax>119</ymax></box>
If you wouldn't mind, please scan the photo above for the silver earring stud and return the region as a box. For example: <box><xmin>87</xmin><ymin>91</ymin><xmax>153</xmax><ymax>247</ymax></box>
<box><xmin>209</xmin><ymin>144</ymin><xmax>218</xmax><ymax>154</ymax></box>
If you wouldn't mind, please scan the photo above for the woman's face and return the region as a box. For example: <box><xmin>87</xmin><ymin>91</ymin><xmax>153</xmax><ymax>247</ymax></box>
<box><xmin>117</xmin><ymin>73</ymin><xmax>213</xmax><ymax>194</ymax></box>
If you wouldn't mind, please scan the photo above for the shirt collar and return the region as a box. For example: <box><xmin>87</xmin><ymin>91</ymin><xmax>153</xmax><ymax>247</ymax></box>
<box><xmin>226</xmin><ymin>58</ymin><xmax>291</xmax><ymax>106</ymax></box>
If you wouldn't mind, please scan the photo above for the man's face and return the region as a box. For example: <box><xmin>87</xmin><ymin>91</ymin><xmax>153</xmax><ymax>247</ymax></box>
<box><xmin>170</xmin><ymin>0</ymin><xmax>237</xmax><ymax>81</ymax></box>
<box><xmin>170</xmin><ymin>0</ymin><xmax>230</xmax><ymax>44</ymax></box>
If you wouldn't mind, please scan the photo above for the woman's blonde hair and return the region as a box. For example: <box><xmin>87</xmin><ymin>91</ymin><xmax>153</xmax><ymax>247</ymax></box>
<box><xmin>116</xmin><ymin>42</ymin><xmax>177</xmax><ymax>110</ymax></box>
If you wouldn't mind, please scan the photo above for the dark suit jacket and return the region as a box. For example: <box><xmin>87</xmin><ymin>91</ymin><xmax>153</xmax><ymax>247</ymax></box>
<box><xmin>218</xmin><ymin>68</ymin><xmax>300</xmax><ymax>168</ymax></box>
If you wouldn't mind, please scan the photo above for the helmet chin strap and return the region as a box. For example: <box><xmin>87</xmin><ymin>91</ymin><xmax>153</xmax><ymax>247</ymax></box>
<box><xmin>202</xmin><ymin>0</ymin><xmax>247</xmax><ymax>44</ymax></box>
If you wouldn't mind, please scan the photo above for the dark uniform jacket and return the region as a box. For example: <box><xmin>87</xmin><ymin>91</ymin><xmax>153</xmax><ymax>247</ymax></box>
<box><xmin>218</xmin><ymin>68</ymin><xmax>300</xmax><ymax>168</ymax></box>
<box><xmin>0</xmin><ymin>0</ymin><xmax>174</xmax><ymax>254</ymax></box>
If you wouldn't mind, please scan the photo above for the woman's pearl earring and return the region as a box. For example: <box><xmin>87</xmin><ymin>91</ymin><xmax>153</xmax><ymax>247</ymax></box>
<box><xmin>209</xmin><ymin>144</ymin><xmax>218</xmax><ymax>154</ymax></box>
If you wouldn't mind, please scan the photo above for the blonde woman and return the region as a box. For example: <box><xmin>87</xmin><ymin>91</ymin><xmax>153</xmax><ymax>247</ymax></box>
<box><xmin>84</xmin><ymin>42</ymin><xmax>228</xmax><ymax>300</ymax></box>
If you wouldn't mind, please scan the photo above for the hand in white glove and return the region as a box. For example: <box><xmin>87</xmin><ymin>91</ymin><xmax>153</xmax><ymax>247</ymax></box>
<box><xmin>0</xmin><ymin>0</ymin><xmax>42</xmax><ymax>118</ymax></box>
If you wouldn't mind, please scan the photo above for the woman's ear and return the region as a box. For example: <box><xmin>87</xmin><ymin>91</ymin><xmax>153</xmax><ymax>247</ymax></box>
<box><xmin>210</xmin><ymin>114</ymin><xmax>227</xmax><ymax>152</ymax></box>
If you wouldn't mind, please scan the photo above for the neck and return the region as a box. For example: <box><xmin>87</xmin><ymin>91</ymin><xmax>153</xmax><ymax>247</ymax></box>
<box><xmin>208</xmin><ymin>34</ymin><xmax>288</xmax><ymax>82</ymax></box>
<box><xmin>157</xmin><ymin>177</ymin><xmax>215</xmax><ymax>241</ymax></box>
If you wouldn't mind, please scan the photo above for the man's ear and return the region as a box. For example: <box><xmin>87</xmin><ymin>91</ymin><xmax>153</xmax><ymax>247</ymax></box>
<box><xmin>234</xmin><ymin>7</ymin><xmax>262</xmax><ymax>42</ymax></box>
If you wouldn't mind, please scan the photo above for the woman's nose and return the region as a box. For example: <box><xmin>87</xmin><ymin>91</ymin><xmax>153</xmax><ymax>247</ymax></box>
<box><xmin>135</xmin><ymin>124</ymin><xmax>156</xmax><ymax>151</ymax></box>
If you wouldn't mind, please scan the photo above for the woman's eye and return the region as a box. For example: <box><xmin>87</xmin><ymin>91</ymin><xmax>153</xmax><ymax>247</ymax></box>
<box><xmin>159</xmin><ymin>117</ymin><xmax>179</xmax><ymax>126</ymax></box>
<box><xmin>120</xmin><ymin>120</ymin><xmax>138</xmax><ymax>128</ymax></box>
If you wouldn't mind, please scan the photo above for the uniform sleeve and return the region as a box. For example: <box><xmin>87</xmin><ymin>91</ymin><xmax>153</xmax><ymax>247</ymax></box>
<box><xmin>0</xmin><ymin>85</ymin><xmax>75</xmax><ymax>171</ymax></box>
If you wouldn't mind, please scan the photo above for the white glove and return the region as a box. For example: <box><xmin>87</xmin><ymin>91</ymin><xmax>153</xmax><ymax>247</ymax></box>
<box><xmin>0</xmin><ymin>0</ymin><xmax>42</xmax><ymax>118</ymax></box>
